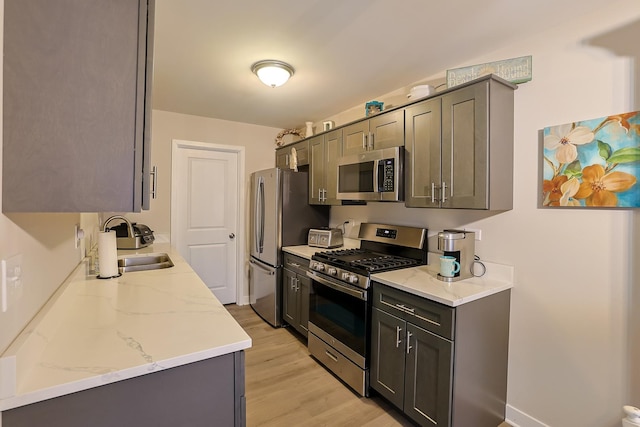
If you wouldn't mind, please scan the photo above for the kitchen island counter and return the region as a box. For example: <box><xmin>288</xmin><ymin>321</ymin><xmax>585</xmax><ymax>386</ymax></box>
<box><xmin>0</xmin><ymin>243</ymin><xmax>251</xmax><ymax>415</ymax></box>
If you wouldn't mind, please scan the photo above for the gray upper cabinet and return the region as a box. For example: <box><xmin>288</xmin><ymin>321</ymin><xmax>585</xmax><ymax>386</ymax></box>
<box><xmin>405</xmin><ymin>76</ymin><xmax>515</xmax><ymax>210</ymax></box>
<box><xmin>276</xmin><ymin>139</ymin><xmax>309</xmax><ymax>169</ymax></box>
<box><xmin>2</xmin><ymin>0</ymin><xmax>155</xmax><ymax>213</ymax></box>
<box><xmin>309</xmin><ymin>130</ymin><xmax>341</xmax><ymax>205</ymax></box>
<box><xmin>342</xmin><ymin>110</ymin><xmax>404</xmax><ymax>156</ymax></box>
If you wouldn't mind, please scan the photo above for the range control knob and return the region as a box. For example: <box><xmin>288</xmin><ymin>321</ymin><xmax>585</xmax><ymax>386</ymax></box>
<box><xmin>327</xmin><ymin>267</ymin><xmax>338</xmax><ymax>276</ymax></box>
<box><xmin>315</xmin><ymin>263</ymin><xmax>325</xmax><ymax>272</ymax></box>
<box><xmin>347</xmin><ymin>275</ymin><xmax>359</xmax><ymax>284</ymax></box>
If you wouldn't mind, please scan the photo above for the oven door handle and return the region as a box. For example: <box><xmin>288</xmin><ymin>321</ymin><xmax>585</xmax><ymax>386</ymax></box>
<box><xmin>306</xmin><ymin>271</ymin><xmax>367</xmax><ymax>301</ymax></box>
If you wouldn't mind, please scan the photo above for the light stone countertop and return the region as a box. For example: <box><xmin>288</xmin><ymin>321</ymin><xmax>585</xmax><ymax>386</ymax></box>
<box><xmin>0</xmin><ymin>243</ymin><xmax>251</xmax><ymax>412</ymax></box>
<box><xmin>283</xmin><ymin>242</ymin><xmax>513</xmax><ymax>307</ymax></box>
<box><xmin>371</xmin><ymin>257</ymin><xmax>514</xmax><ymax>307</ymax></box>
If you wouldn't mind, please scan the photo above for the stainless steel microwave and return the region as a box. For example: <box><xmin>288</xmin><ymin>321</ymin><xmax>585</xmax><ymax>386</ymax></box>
<box><xmin>337</xmin><ymin>146</ymin><xmax>404</xmax><ymax>201</ymax></box>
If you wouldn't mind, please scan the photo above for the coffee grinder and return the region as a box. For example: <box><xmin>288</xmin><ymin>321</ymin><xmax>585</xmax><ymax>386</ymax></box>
<box><xmin>437</xmin><ymin>230</ymin><xmax>476</xmax><ymax>282</ymax></box>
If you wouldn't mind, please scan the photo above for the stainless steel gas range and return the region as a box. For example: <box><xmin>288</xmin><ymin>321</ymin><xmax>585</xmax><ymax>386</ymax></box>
<box><xmin>306</xmin><ymin>223</ymin><xmax>428</xmax><ymax>396</ymax></box>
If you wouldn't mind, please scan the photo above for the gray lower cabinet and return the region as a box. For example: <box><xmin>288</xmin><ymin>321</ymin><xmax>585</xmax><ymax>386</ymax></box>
<box><xmin>2</xmin><ymin>352</ymin><xmax>246</xmax><ymax>427</ymax></box>
<box><xmin>309</xmin><ymin>130</ymin><xmax>342</xmax><ymax>205</ymax></box>
<box><xmin>404</xmin><ymin>75</ymin><xmax>516</xmax><ymax>210</ymax></box>
<box><xmin>276</xmin><ymin>140</ymin><xmax>309</xmax><ymax>169</ymax></box>
<box><xmin>282</xmin><ymin>253</ymin><xmax>310</xmax><ymax>337</ymax></box>
<box><xmin>370</xmin><ymin>282</ymin><xmax>510</xmax><ymax>427</ymax></box>
<box><xmin>2</xmin><ymin>0</ymin><xmax>154</xmax><ymax>212</ymax></box>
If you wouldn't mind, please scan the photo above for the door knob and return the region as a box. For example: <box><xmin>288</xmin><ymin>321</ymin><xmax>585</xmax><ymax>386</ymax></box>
<box><xmin>229</xmin><ymin>233</ymin><xmax>235</xmax><ymax>239</ymax></box>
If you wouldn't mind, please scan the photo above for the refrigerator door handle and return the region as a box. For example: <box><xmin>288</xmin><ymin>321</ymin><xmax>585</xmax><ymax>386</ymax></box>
<box><xmin>258</xmin><ymin>177</ymin><xmax>265</xmax><ymax>253</ymax></box>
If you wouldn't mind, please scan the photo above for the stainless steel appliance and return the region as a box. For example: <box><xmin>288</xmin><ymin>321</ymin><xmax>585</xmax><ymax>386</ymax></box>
<box><xmin>103</xmin><ymin>215</ymin><xmax>155</xmax><ymax>249</ymax></box>
<box><xmin>249</xmin><ymin>168</ymin><xmax>329</xmax><ymax>327</ymax></box>
<box><xmin>437</xmin><ymin>229</ymin><xmax>476</xmax><ymax>282</ymax></box>
<box><xmin>306</xmin><ymin>223</ymin><xmax>427</xmax><ymax>396</ymax></box>
<box><xmin>307</xmin><ymin>228</ymin><xmax>343</xmax><ymax>249</ymax></box>
<box><xmin>337</xmin><ymin>146</ymin><xmax>404</xmax><ymax>201</ymax></box>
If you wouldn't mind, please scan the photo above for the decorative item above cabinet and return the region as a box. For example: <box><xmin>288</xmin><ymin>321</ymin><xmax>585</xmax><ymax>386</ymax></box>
<box><xmin>2</xmin><ymin>0</ymin><xmax>155</xmax><ymax>213</ymax></box>
<box><xmin>404</xmin><ymin>75</ymin><xmax>516</xmax><ymax>210</ymax></box>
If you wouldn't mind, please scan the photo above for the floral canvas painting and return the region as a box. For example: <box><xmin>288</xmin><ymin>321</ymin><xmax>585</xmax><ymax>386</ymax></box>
<box><xmin>543</xmin><ymin>111</ymin><xmax>640</xmax><ymax>208</ymax></box>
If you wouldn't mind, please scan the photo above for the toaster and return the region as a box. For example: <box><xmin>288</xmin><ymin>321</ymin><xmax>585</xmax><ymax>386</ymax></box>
<box><xmin>308</xmin><ymin>228</ymin><xmax>343</xmax><ymax>249</ymax></box>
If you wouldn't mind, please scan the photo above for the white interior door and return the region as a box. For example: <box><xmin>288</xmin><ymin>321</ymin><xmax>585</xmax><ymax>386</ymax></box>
<box><xmin>171</xmin><ymin>140</ymin><xmax>244</xmax><ymax>304</ymax></box>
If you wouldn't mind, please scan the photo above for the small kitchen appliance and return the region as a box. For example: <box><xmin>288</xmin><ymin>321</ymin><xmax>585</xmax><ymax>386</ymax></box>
<box><xmin>337</xmin><ymin>146</ymin><xmax>404</xmax><ymax>202</ymax></box>
<box><xmin>437</xmin><ymin>229</ymin><xmax>475</xmax><ymax>282</ymax></box>
<box><xmin>103</xmin><ymin>215</ymin><xmax>155</xmax><ymax>250</ymax></box>
<box><xmin>307</xmin><ymin>228</ymin><xmax>343</xmax><ymax>249</ymax></box>
<box><xmin>306</xmin><ymin>223</ymin><xmax>427</xmax><ymax>396</ymax></box>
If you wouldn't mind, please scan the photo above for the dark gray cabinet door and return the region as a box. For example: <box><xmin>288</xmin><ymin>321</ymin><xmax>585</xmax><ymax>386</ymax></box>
<box><xmin>3</xmin><ymin>0</ymin><xmax>153</xmax><ymax>212</ymax></box>
<box><xmin>371</xmin><ymin>307</ymin><xmax>406</xmax><ymax>409</ymax></box>
<box><xmin>405</xmin><ymin>98</ymin><xmax>442</xmax><ymax>207</ymax></box>
<box><xmin>440</xmin><ymin>82</ymin><xmax>489</xmax><ymax>209</ymax></box>
<box><xmin>309</xmin><ymin>136</ymin><xmax>325</xmax><ymax>204</ymax></box>
<box><xmin>404</xmin><ymin>324</ymin><xmax>453</xmax><ymax>427</ymax></box>
<box><xmin>282</xmin><ymin>268</ymin><xmax>298</xmax><ymax>327</ymax></box>
<box><xmin>297</xmin><ymin>274</ymin><xmax>311</xmax><ymax>336</ymax></box>
<box><xmin>369</xmin><ymin>109</ymin><xmax>404</xmax><ymax>151</ymax></box>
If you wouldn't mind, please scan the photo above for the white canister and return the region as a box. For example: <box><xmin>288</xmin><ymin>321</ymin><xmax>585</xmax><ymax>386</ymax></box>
<box><xmin>407</xmin><ymin>85</ymin><xmax>434</xmax><ymax>99</ymax></box>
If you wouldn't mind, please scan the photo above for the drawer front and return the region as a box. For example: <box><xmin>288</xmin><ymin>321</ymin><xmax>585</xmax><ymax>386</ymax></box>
<box><xmin>372</xmin><ymin>282</ymin><xmax>455</xmax><ymax>340</ymax></box>
<box><xmin>283</xmin><ymin>252</ymin><xmax>308</xmax><ymax>276</ymax></box>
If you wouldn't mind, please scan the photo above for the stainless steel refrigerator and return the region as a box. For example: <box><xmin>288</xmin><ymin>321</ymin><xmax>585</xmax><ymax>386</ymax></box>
<box><xmin>249</xmin><ymin>168</ymin><xmax>329</xmax><ymax>327</ymax></box>
<box><xmin>249</xmin><ymin>168</ymin><xmax>329</xmax><ymax>326</ymax></box>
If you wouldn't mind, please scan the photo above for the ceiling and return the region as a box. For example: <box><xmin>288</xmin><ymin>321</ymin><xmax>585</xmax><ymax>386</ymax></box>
<box><xmin>152</xmin><ymin>0</ymin><xmax>610</xmax><ymax>130</ymax></box>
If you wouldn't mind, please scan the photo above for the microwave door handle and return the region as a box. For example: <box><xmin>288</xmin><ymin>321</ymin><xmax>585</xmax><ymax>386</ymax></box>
<box><xmin>374</xmin><ymin>159</ymin><xmax>382</xmax><ymax>193</ymax></box>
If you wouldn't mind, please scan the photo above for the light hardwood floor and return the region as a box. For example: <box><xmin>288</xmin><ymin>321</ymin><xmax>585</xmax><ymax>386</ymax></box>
<box><xmin>225</xmin><ymin>304</ymin><xmax>511</xmax><ymax>427</ymax></box>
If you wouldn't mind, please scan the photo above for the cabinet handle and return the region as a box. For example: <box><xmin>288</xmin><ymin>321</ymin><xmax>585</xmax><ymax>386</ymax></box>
<box><xmin>325</xmin><ymin>350</ymin><xmax>339</xmax><ymax>362</ymax></box>
<box><xmin>362</xmin><ymin>134</ymin><xmax>367</xmax><ymax>149</ymax></box>
<box><xmin>395</xmin><ymin>303</ymin><xmax>415</xmax><ymax>314</ymax></box>
<box><xmin>431</xmin><ymin>182</ymin><xmax>436</xmax><ymax>204</ymax></box>
<box><xmin>406</xmin><ymin>330</ymin><xmax>413</xmax><ymax>354</ymax></box>
<box><xmin>150</xmin><ymin>166</ymin><xmax>158</xmax><ymax>199</ymax></box>
<box><xmin>441</xmin><ymin>181</ymin><xmax>447</xmax><ymax>203</ymax></box>
<box><xmin>369</xmin><ymin>132</ymin><xmax>374</xmax><ymax>150</ymax></box>
<box><xmin>396</xmin><ymin>326</ymin><xmax>402</xmax><ymax>348</ymax></box>
<box><xmin>289</xmin><ymin>262</ymin><xmax>300</xmax><ymax>268</ymax></box>
<box><xmin>318</xmin><ymin>188</ymin><xmax>322</xmax><ymax>201</ymax></box>
<box><xmin>295</xmin><ymin>278</ymin><xmax>300</xmax><ymax>291</ymax></box>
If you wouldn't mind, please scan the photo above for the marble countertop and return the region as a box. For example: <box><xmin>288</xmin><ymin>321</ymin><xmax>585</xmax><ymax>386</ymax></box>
<box><xmin>283</xmin><ymin>242</ymin><xmax>513</xmax><ymax>307</ymax></box>
<box><xmin>372</xmin><ymin>258</ymin><xmax>513</xmax><ymax>307</ymax></box>
<box><xmin>0</xmin><ymin>243</ymin><xmax>251</xmax><ymax>412</ymax></box>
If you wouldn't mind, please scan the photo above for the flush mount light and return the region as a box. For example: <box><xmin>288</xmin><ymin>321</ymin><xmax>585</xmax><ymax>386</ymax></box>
<box><xmin>251</xmin><ymin>60</ymin><xmax>295</xmax><ymax>88</ymax></box>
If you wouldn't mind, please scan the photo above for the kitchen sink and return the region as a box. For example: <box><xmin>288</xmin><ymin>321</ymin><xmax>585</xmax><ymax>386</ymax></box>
<box><xmin>117</xmin><ymin>253</ymin><xmax>174</xmax><ymax>273</ymax></box>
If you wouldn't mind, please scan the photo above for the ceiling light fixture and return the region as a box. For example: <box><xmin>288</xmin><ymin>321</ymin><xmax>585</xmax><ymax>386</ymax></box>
<box><xmin>251</xmin><ymin>60</ymin><xmax>295</xmax><ymax>88</ymax></box>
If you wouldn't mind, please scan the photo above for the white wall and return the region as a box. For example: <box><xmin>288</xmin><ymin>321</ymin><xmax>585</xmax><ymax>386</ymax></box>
<box><xmin>120</xmin><ymin>110</ymin><xmax>281</xmax><ymax>300</ymax></box>
<box><xmin>327</xmin><ymin>2</ymin><xmax>640</xmax><ymax>426</ymax></box>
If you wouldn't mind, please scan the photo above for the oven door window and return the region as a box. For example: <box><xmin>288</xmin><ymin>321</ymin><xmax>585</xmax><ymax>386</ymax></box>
<box><xmin>338</xmin><ymin>161</ymin><xmax>375</xmax><ymax>193</ymax></box>
<box><xmin>309</xmin><ymin>280</ymin><xmax>367</xmax><ymax>357</ymax></box>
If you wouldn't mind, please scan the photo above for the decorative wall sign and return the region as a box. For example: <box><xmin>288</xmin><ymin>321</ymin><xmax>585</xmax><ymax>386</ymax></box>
<box><xmin>542</xmin><ymin>111</ymin><xmax>640</xmax><ymax>208</ymax></box>
<box><xmin>446</xmin><ymin>55</ymin><xmax>532</xmax><ymax>88</ymax></box>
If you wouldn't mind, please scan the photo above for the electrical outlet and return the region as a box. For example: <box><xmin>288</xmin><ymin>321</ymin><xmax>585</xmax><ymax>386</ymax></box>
<box><xmin>464</xmin><ymin>228</ymin><xmax>482</xmax><ymax>241</ymax></box>
<box><xmin>1</xmin><ymin>254</ymin><xmax>23</xmax><ymax>313</ymax></box>
<box><xmin>74</xmin><ymin>224</ymin><xmax>85</xmax><ymax>249</ymax></box>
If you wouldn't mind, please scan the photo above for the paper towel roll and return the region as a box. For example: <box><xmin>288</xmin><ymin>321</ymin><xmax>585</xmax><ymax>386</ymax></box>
<box><xmin>98</xmin><ymin>231</ymin><xmax>119</xmax><ymax>278</ymax></box>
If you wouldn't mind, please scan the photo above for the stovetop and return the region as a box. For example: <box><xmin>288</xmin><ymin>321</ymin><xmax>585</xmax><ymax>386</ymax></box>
<box><xmin>313</xmin><ymin>248</ymin><xmax>421</xmax><ymax>275</ymax></box>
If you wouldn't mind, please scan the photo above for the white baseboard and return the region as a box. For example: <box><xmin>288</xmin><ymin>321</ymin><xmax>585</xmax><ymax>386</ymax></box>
<box><xmin>506</xmin><ymin>404</ymin><xmax>550</xmax><ymax>427</ymax></box>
